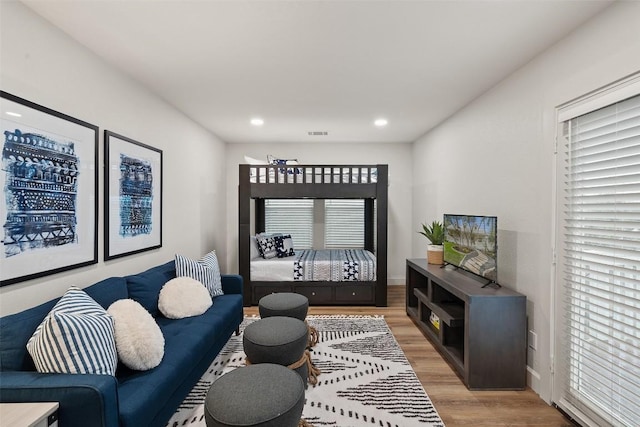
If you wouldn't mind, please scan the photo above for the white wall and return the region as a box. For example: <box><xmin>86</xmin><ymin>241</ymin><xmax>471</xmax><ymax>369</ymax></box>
<box><xmin>412</xmin><ymin>1</ymin><xmax>640</xmax><ymax>403</ymax></box>
<box><xmin>225</xmin><ymin>143</ymin><xmax>413</xmax><ymax>284</ymax></box>
<box><xmin>0</xmin><ymin>2</ymin><xmax>227</xmax><ymax>315</ymax></box>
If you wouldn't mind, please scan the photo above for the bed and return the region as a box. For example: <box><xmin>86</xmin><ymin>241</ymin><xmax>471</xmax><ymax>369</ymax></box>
<box><xmin>239</xmin><ymin>163</ymin><xmax>388</xmax><ymax>306</ymax></box>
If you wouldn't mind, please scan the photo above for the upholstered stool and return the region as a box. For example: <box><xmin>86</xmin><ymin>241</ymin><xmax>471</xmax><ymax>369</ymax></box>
<box><xmin>258</xmin><ymin>292</ymin><xmax>319</xmax><ymax>347</ymax></box>
<box><xmin>259</xmin><ymin>292</ymin><xmax>308</xmax><ymax>320</ymax></box>
<box><xmin>204</xmin><ymin>363</ymin><xmax>305</xmax><ymax>427</ymax></box>
<box><xmin>243</xmin><ymin>316</ymin><xmax>318</xmax><ymax>386</ymax></box>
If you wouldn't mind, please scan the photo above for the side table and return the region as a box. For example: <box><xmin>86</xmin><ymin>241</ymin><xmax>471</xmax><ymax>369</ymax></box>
<box><xmin>0</xmin><ymin>402</ymin><xmax>59</xmax><ymax>427</ymax></box>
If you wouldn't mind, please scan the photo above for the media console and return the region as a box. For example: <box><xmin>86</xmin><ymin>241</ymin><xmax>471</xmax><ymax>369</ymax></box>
<box><xmin>406</xmin><ymin>258</ymin><xmax>526</xmax><ymax>390</ymax></box>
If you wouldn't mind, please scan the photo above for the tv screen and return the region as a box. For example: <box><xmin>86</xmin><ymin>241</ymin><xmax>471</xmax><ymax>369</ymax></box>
<box><xmin>443</xmin><ymin>214</ymin><xmax>497</xmax><ymax>282</ymax></box>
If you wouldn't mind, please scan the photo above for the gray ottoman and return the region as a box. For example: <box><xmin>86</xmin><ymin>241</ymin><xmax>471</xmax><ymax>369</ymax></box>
<box><xmin>258</xmin><ymin>292</ymin><xmax>309</xmax><ymax>320</ymax></box>
<box><xmin>204</xmin><ymin>363</ymin><xmax>304</xmax><ymax>427</ymax></box>
<box><xmin>243</xmin><ymin>316</ymin><xmax>315</xmax><ymax>386</ymax></box>
<box><xmin>258</xmin><ymin>292</ymin><xmax>318</xmax><ymax>347</ymax></box>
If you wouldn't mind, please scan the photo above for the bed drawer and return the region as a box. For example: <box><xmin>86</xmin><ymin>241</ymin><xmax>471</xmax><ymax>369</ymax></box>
<box><xmin>335</xmin><ymin>285</ymin><xmax>374</xmax><ymax>303</ymax></box>
<box><xmin>295</xmin><ymin>286</ymin><xmax>333</xmax><ymax>304</ymax></box>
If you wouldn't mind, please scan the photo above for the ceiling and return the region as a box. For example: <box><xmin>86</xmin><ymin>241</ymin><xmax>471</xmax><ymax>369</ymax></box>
<box><xmin>23</xmin><ymin>0</ymin><xmax>612</xmax><ymax>144</ymax></box>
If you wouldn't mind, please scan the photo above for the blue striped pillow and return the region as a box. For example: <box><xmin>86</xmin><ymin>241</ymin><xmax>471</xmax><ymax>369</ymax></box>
<box><xmin>175</xmin><ymin>251</ymin><xmax>224</xmax><ymax>297</ymax></box>
<box><xmin>26</xmin><ymin>287</ymin><xmax>117</xmax><ymax>375</ymax></box>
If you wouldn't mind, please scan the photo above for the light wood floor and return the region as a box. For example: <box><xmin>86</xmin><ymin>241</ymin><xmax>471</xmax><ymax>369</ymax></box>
<box><xmin>244</xmin><ymin>285</ymin><xmax>574</xmax><ymax>427</ymax></box>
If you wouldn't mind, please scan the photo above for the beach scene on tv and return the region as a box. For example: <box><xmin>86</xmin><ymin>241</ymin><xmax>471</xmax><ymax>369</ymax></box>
<box><xmin>443</xmin><ymin>215</ymin><xmax>497</xmax><ymax>282</ymax></box>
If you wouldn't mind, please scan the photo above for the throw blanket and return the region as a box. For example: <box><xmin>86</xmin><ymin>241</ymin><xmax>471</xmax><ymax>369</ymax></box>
<box><xmin>293</xmin><ymin>249</ymin><xmax>376</xmax><ymax>281</ymax></box>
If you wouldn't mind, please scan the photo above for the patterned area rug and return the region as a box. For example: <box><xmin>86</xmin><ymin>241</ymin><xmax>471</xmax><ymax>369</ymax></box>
<box><xmin>166</xmin><ymin>315</ymin><xmax>445</xmax><ymax>427</ymax></box>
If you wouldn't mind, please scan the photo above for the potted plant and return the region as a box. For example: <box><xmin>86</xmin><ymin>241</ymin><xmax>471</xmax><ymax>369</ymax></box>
<box><xmin>419</xmin><ymin>220</ymin><xmax>445</xmax><ymax>265</ymax></box>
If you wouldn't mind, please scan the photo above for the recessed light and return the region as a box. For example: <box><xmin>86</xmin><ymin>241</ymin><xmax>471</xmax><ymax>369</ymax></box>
<box><xmin>6</xmin><ymin>111</ymin><xmax>22</xmax><ymax>117</ymax></box>
<box><xmin>374</xmin><ymin>118</ymin><xmax>388</xmax><ymax>127</ymax></box>
<box><xmin>250</xmin><ymin>118</ymin><xmax>264</xmax><ymax>126</ymax></box>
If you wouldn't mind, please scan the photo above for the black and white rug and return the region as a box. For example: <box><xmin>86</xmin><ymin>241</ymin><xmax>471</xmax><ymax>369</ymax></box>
<box><xmin>167</xmin><ymin>315</ymin><xmax>445</xmax><ymax>427</ymax></box>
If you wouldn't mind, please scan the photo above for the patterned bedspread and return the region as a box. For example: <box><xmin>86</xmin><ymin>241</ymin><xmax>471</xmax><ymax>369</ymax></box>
<box><xmin>293</xmin><ymin>249</ymin><xmax>376</xmax><ymax>281</ymax></box>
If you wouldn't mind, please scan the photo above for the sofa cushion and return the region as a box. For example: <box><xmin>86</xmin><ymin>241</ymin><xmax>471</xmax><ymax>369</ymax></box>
<box><xmin>108</xmin><ymin>299</ymin><xmax>164</xmax><ymax>371</ymax></box>
<box><xmin>175</xmin><ymin>251</ymin><xmax>223</xmax><ymax>297</ymax></box>
<box><xmin>26</xmin><ymin>287</ymin><xmax>118</xmax><ymax>375</ymax></box>
<box><xmin>84</xmin><ymin>276</ymin><xmax>129</xmax><ymax>310</ymax></box>
<box><xmin>158</xmin><ymin>277</ymin><xmax>213</xmax><ymax>319</ymax></box>
<box><xmin>126</xmin><ymin>261</ymin><xmax>176</xmax><ymax>317</ymax></box>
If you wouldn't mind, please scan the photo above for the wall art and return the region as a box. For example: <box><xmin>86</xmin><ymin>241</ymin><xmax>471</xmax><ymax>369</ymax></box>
<box><xmin>0</xmin><ymin>91</ymin><xmax>98</xmax><ymax>286</ymax></box>
<box><xmin>105</xmin><ymin>130</ymin><xmax>162</xmax><ymax>260</ymax></box>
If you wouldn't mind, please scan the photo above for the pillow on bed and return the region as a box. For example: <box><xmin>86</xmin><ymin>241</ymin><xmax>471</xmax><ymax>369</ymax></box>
<box><xmin>250</xmin><ymin>235</ymin><xmax>261</xmax><ymax>259</ymax></box>
<box><xmin>275</xmin><ymin>234</ymin><xmax>295</xmax><ymax>258</ymax></box>
<box><xmin>267</xmin><ymin>155</ymin><xmax>302</xmax><ymax>175</ymax></box>
<box><xmin>256</xmin><ymin>233</ymin><xmax>280</xmax><ymax>259</ymax></box>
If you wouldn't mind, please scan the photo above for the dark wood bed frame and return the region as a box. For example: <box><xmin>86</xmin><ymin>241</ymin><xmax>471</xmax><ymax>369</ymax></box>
<box><xmin>238</xmin><ymin>164</ymin><xmax>388</xmax><ymax>307</ymax></box>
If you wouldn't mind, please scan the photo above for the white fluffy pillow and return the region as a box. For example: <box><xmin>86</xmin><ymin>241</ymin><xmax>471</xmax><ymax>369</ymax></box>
<box><xmin>107</xmin><ymin>299</ymin><xmax>164</xmax><ymax>371</ymax></box>
<box><xmin>158</xmin><ymin>277</ymin><xmax>213</xmax><ymax>319</ymax></box>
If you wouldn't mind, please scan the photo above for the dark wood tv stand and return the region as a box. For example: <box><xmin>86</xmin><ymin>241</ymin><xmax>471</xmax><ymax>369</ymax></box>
<box><xmin>406</xmin><ymin>258</ymin><xmax>527</xmax><ymax>390</ymax></box>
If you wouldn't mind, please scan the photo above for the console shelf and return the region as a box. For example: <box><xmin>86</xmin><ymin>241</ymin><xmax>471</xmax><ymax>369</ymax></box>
<box><xmin>406</xmin><ymin>258</ymin><xmax>527</xmax><ymax>390</ymax></box>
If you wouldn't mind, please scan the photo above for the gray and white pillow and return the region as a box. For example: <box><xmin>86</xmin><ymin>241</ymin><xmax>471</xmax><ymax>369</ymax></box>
<box><xmin>256</xmin><ymin>233</ymin><xmax>280</xmax><ymax>259</ymax></box>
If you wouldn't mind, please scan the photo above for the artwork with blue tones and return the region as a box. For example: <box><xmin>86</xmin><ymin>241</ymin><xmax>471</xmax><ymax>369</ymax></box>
<box><xmin>119</xmin><ymin>154</ymin><xmax>153</xmax><ymax>237</ymax></box>
<box><xmin>2</xmin><ymin>129</ymin><xmax>79</xmax><ymax>257</ymax></box>
<box><xmin>0</xmin><ymin>91</ymin><xmax>98</xmax><ymax>287</ymax></box>
<box><xmin>105</xmin><ymin>130</ymin><xmax>162</xmax><ymax>260</ymax></box>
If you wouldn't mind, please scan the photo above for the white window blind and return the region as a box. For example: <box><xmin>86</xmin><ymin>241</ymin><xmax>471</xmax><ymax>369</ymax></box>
<box><xmin>324</xmin><ymin>199</ymin><xmax>364</xmax><ymax>249</ymax></box>
<box><xmin>555</xmin><ymin>93</ymin><xmax>640</xmax><ymax>427</ymax></box>
<box><xmin>264</xmin><ymin>199</ymin><xmax>313</xmax><ymax>249</ymax></box>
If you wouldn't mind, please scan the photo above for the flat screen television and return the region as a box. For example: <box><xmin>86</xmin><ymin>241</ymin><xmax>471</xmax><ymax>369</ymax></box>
<box><xmin>443</xmin><ymin>214</ymin><xmax>497</xmax><ymax>283</ymax></box>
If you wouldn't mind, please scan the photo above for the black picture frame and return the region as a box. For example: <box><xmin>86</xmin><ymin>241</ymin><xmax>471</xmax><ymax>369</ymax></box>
<box><xmin>0</xmin><ymin>91</ymin><xmax>98</xmax><ymax>287</ymax></box>
<box><xmin>104</xmin><ymin>130</ymin><xmax>162</xmax><ymax>260</ymax></box>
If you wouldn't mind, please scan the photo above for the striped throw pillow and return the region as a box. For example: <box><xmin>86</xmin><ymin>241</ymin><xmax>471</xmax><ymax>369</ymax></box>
<box><xmin>26</xmin><ymin>286</ymin><xmax>117</xmax><ymax>376</ymax></box>
<box><xmin>175</xmin><ymin>251</ymin><xmax>224</xmax><ymax>297</ymax></box>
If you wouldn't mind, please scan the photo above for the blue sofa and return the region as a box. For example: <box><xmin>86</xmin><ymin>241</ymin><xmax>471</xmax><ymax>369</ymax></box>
<box><xmin>0</xmin><ymin>260</ymin><xmax>244</xmax><ymax>427</ymax></box>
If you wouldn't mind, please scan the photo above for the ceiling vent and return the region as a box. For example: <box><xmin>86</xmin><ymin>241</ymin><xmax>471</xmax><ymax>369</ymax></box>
<box><xmin>308</xmin><ymin>131</ymin><xmax>328</xmax><ymax>136</ymax></box>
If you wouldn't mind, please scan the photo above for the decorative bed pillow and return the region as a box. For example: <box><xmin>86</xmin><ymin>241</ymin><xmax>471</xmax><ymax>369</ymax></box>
<box><xmin>275</xmin><ymin>234</ymin><xmax>295</xmax><ymax>258</ymax></box>
<box><xmin>175</xmin><ymin>251</ymin><xmax>223</xmax><ymax>297</ymax></box>
<box><xmin>267</xmin><ymin>156</ymin><xmax>302</xmax><ymax>175</ymax></box>
<box><xmin>107</xmin><ymin>299</ymin><xmax>164</xmax><ymax>371</ymax></box>
<box><xmin>256</xmin><ymin>233</ymin><xmax>279</xmax><ymax>259</ymax></box>
<box><xmin>250</xmin><ymin>235</ymin><xmax>261</xmax><ymax>259</ymax></box>
<box><xmin>158</xmin><ymin>277</ymin><xmax>213</xmax><ymax>319</ymax></box>
<box><xmin>26</xmin><ymin>286</ymin><xmax>117</xmax><ymax>376</ymax></box>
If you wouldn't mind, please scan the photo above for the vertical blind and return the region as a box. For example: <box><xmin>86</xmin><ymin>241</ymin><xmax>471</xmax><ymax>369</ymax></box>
<box><xmin>264</xmin><ymin>199</ymin><xmax>313</xmax><ymax>249</ymax></box>
<box><xmin>556</xmin><ymin>93</ymin><xmax>640</xmax><ymax>427</ymax></box>
<box><xmin>324</xmin><ymin>199</ymin><xmax>365</xmax><ymax>249</ymax></box>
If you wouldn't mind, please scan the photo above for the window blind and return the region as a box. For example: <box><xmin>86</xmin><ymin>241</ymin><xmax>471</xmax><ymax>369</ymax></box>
<box><xmin>555</xmin><ymin>93</ymin><xmax>640</xmax><ymax>427</ymax></box>
<box><xmin>324</xmin><ymin>199</ymin><xmax>364</xmax><ymax>249</ymax></box>
<box><xmin>264</xmin><ymin>199</ymin><xmax>313</xmax><ymax>249</ymax></box>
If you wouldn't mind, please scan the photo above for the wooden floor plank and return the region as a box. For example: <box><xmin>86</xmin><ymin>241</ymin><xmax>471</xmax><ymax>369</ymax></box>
<box><xmin>244</xmin><ymin>285</ymin><xmax>574</xmax><ymax>427</ymax></box>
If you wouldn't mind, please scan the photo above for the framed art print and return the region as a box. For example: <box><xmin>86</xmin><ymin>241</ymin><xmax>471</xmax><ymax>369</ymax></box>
<box><xmin>104</xmin><ymin>130</ymin><xmax>162</xmax><ymax>260</ymax></box>
<box><xmin>0</xmin><ymin>91</ymin><xmax>98</xmax><ymax>286</ymax></box>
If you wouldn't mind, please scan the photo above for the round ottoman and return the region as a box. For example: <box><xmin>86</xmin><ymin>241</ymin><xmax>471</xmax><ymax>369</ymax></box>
<box><xmin>204</xmin><ymin>363</ymin><xmax>304</xmax><ymax>427</ymax></box>
<box><xmin>243</xmin><ymin>316</ymin><xmax>317</xmax><ymax>386</ymax></box>
<box><xmin>258</xmin><ymin>292</ymin><xmax>318</xmax><ymax>347</ymax></box>
<box><xmin>258</xmin><ymin>292</ymin><xmax>308</xmax><ymax>320</ymax></box>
